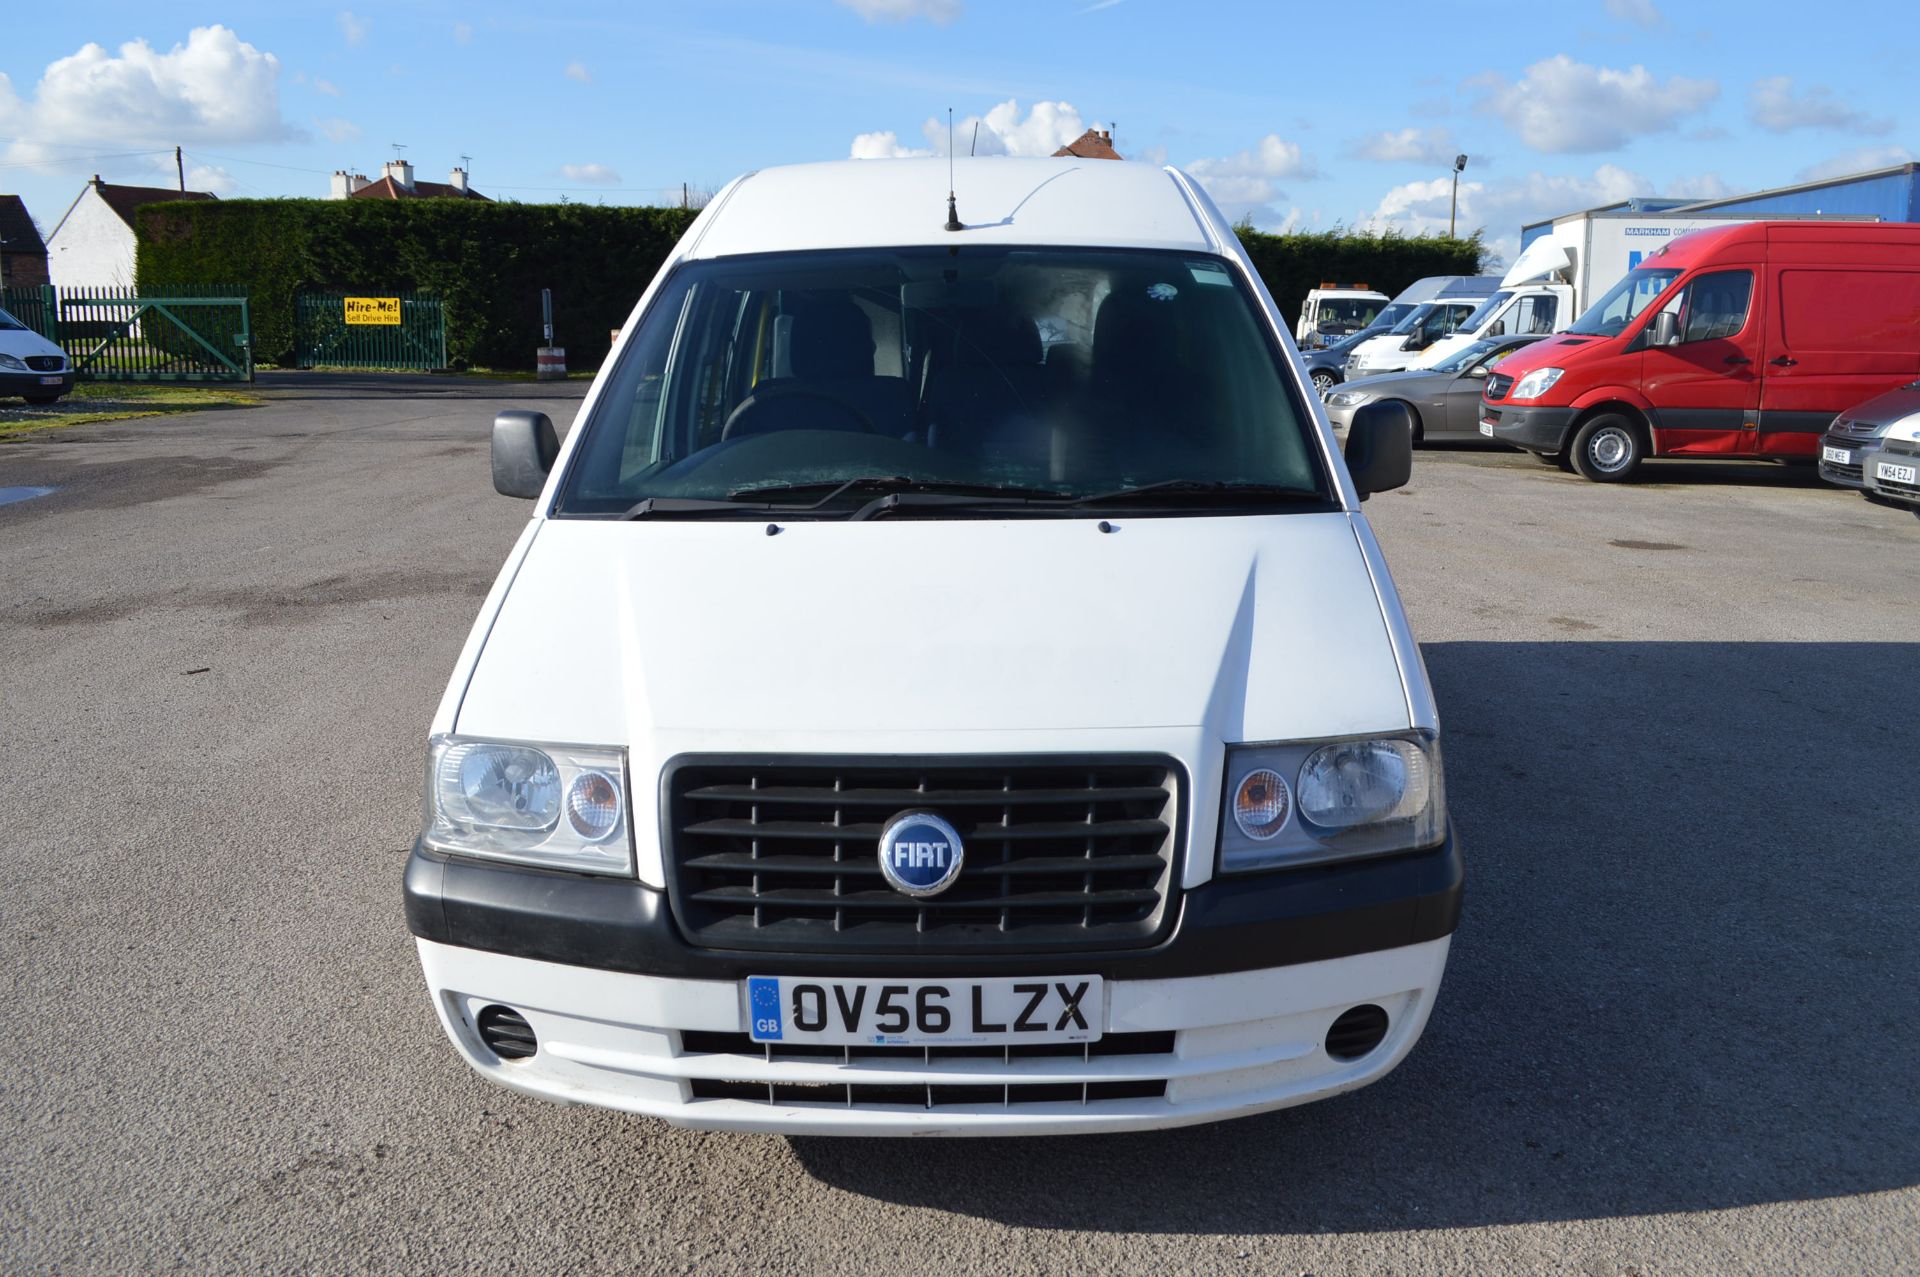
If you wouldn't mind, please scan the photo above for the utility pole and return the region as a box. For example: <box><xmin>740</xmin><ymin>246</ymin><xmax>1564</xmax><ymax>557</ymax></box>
<box><xmin>176</xmin><ymin>145</ymin><xmax>185</xmax><ymax>192</ymax></box>
<box><xmin>682</xmin><ymin>182</ymin><xmax>688</xmax><ymax>210</ymax></box>
<box><xmin>1449</xmin><ymin>153</ymin><xmax>1468</xmax><ymax>238</ymax></box>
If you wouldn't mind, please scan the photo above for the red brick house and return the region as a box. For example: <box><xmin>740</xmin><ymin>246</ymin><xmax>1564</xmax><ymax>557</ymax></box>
<box><xmin>0</xmin><ymin>195</ymin><xmax>49</xmax><ymax>287</ymax></box>
<box><xmin>1052</xmin><ymin>129</ymin><xmax>1122</xmax><ymax>161</ymax></box>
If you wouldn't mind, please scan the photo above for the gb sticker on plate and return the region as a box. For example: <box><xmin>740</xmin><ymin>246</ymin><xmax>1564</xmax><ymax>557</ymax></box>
<box><xmin>746</xmin><ymin>976</ymin><xmax>784</xmax><ymax>1041</ymax></box>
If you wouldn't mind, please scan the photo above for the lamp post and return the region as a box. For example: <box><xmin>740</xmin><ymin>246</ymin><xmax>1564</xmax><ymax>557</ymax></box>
<box><xmin>1449</xmin><ymin>153</ymin><xmax>1468</xmax><ymax>238</ymax></box>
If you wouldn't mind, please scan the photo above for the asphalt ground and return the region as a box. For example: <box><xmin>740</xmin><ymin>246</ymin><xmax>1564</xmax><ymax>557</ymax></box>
<box><xmin>2</xmin><ymin>372</ymin><xmax>1916</xmax><ymax>1275</ymax></box>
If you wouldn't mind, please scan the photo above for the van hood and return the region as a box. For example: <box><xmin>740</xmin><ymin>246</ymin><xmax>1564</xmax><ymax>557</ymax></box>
<box><xmin>454</xmin><ymin>514</ymin><xmax>1410</xmax><ymax>750</ymax></box>
<box><xmin>0</xmin><ymin>323</ymin><xmax>66</xmax><ymax>362</ymax></box>
<box><xmin>1489</xmin><ymin>333</ymin><xmax>1594</xmax><ymax>380</ymax></box>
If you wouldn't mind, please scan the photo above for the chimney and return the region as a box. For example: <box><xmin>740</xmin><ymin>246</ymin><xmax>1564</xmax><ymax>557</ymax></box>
<box><xmin>449</xmin><ymin>166</ymin><xmax>469</xmax><ymax>195</ymax></box>
<box><xmin>330</xmin><ymin>170</ymin><xmax>351</xmax><ymax>199</ymax></box>
<box><xmin>383</xmin><ymin>158</ymin><xmax>415</xmax><ymax>191</ymax></box>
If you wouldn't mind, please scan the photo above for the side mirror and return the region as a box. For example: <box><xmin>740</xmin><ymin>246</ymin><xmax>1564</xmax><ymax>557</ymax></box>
<box><xmin>492</xmin><ymin>410</ymin><xmax>558</xmax><ymax>498</ymax></box>
<box><xmin>1401</xmin><ymin>334</ymin><xmax>1422</xmax><ymax>351</ymax></box>
<box><xmin>1651</xmin><ymin>310</ymin><xmax>1680</xmax><ymax>348</ymax></box>
<box><xmin>1344</xmin><ymin>400</ymin><xmax>1414</xmax><ymax>499</ymax></box>
<box><xmin>1466</xmin><ymin>363</ymin><xmax>1490</xmax><ymax>378</ymax></box>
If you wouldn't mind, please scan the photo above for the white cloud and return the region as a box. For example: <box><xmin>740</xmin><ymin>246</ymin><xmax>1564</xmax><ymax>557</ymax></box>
<box><xmin>338</xmin><ymin>11</ymin><xmax>368</xmax><ymax>47</ymax></box>
<box><xmin>564</xmin><ymin>61</ymin><xmax>592</xmax><ymax>85</ymax></box>
<box><xmin>4</xmin><ymin>25</ymin><xmax>296</xmax><ymax>159</ymax></box>
<box><xmin>1476</xmin><ymin>55</ymin><xmax>1717</xmax><ymax>153</ymax></box>
<box><xmin>561</xmin><ymin>162</ymin><xmax>622</xmax><ymax>184</ymax></box>
<box><xmin>313</xmin><ymin>77</ymin><xmax>341</xmax><ymax>97</ymax></box>
<box><xmin>1747</xmin><ymin>77</ymin><xmax>1892</xmax><ymax>135</ymax></box>
<box><xmin>850</xmin><ymin>130</ymin><xmax>931</xmax><ymax>159</ymax></box>
<box><xmin>182</xmin><ymin>162</ymin><xmax>236</xmax><ymax>195</ymax></box>
<box><xmin>1359</xmin><ymin>162</ymin><xmax>1653</xmax><ymax>268</ymax></box>
<box><xmin>848</xmin><ymin>100</ymin><xmax>1091</xmax><ymax>161</ymax></box>
<box><xmin>1351</xmin><ymin>127</ymin><xmax>1459</xmax><ymax>165</ymax></box>
<box><xmin>1185</xmin><ymin>134</ymin><xmax>1317</xmax><ymax>222</ymax></box>
<box><xmin>316</xmin><ymin>116</ymin><xmax>361</xmax><ymax>144</ymax></box>
<box><xmin>453</xmin><ymin>22</ymin><xmax>475</xmax><ymax>46</ymax></box>
<box><xmin>834</xmin><ymin>0</ymin><xmax>963</xmax><ymax>23</ymax></box>
<box><xmin>1604</xmin><ymin>0</ymin><xmax>1662</xmax><ymax>26</ymax></box>
<box><xmin>1795</xmin><ymin>145</ymin><xmax>1916</xmax><ymax>182</ymax></box>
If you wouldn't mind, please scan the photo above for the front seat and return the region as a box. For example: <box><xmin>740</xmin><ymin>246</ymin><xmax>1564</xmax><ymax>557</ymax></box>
<box><xmin>727</xmin><ymin>298</ymin><xmax>909</xmax><ymax>439</ymax></box>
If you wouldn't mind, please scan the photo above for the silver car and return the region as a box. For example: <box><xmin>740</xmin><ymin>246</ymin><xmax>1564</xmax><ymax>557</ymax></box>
<box><xmin>1818</xmin><ymin>381</ymin><xmax>1920</xmax><ymax>497</ymax></box>
<box><xmin>1323</xmin><ymin>334</ymin><xmax>1547</xmax><ymax>444</ymax></box>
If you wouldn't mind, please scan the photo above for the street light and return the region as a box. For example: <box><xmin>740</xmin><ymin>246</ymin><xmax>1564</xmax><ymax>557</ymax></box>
<box><xmin>1449</xmin><ymin>154</ymin><xmax>1469</xmax><ymax>239</ymax></box>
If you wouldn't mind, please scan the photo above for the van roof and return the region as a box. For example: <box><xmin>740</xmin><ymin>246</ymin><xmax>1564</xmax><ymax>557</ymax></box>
<box><xmin>1650</xmin><ymin>218</ymin><xmax>1920</xmax><ymax>266</ymax></box>
<box><xmin>684</xmin><ymin>158</ymin><xmax>1222</xmax><ymax>260</ymax></box>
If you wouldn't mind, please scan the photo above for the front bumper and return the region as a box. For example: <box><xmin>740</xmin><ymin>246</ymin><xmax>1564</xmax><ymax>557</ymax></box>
<box><xmin>416</xmin><ymin>933</ymin><xmax>1452</xmax><ymax>1135</ymax></box>
<box><xmin>1861</xmin><ymin>444</ymin><xmax>1920</xmax><ymax>506</ymax></box>
<box><xmin>0</xmin><ymin>369</ymin><xmax>73</xmax><ymax>398</ymax></box>
<box><xmin>407</xmin><ymin>829</ymin><xmax>1461</xmax><ymax>1134</ymax></box>
<box><xmin>1818</xmin><ymin>432</ymin><xmax>1876</xmax><ymax>489</ymax></box>
<box><xmin>1482</xmin><ymin>402</ymin><xmax>1575</xmax><ymax>453</ymax></box>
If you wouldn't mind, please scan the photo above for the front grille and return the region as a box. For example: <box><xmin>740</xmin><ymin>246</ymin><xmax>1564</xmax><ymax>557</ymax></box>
<box><xmin>681</xmin><ymin>1029</ymin><xmax>1175</xmax><ymax>1108</ymax></box>
<box><xmin>475</xmin><ymin>1005</ymin><xmax>537</xmax><ymax>1061</ymax></box>
<box><xmin>1877</xmin><ymin>476</ymin><xmax>1920</xmax><ymax>499</ymax></box>
<box><xmin>1484</xmin><ymin>373</ymin><xmax>1514</xmax><ymax>402</ymax></box>
<box><xmin>664</xmin><ymin>756</ymin><xmax>1182</xmax><ymax>953</ymax></box>
<box><xmin>1824</xmin><ymin>461</ymin><xmax>1863</xmax><ymax>482</ymax></box>
<box><xmin>24</xmin><ymin>356</ymin><xmax>63</xmax><ymax>372</ymax></box>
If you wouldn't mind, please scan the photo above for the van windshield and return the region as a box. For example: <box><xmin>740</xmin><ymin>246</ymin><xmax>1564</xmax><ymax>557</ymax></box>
<box><xmin>555</xmin><ymin>247</ymin><xmax>1330</xmax><ymax>518</ymax></box>
<box><xmin>1385</xmin><ymin>303</ymin><xmax>1436</xmax><ymax>336</ymax></box>
<box><xmin>0</xmin><ymin>308</ymin><xmax>27</xmax><ymax>332</ymax></box>
<box><xmin>1567</xmin><ymin>268</ymin><xmax>1682</xmax><ymax>337</ymax></box>
<box><xmin>1457</xmin><ymin>291</ymin><xmax>1513</xmax><ymax>334</ymax></box>
<box><xmin>1311</xmin><ymin>297</ymin><xmax>1383</xmax><ymax>331</ymax></box>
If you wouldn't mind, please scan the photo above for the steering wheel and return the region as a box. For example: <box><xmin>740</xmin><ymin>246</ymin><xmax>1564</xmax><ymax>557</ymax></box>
<box><xmin>720</xmin><ymin>383</ymin><xmax>879</xmax><ymax>441</ymax></box>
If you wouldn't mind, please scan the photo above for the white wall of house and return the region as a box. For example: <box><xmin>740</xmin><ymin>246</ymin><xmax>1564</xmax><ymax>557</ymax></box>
<box><xmin>47</xmin><ymin>187</ymin><xmax>138</xmax><ymax>289</ymax></box>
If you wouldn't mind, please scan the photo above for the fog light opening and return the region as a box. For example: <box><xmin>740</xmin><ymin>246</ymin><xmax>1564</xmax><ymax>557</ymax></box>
<box><xmin>476</xmin><ymin>1004</ymin><xmax>538</xmax><ymax>1062</ymax></box>
<box><xmin>1325</xmin><ymin>1004</ymin><xmax>1389</xmax><ymax>1061</ymax></box>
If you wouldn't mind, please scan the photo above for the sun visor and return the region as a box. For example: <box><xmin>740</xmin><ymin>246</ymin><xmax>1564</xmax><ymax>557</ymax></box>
<box><xmin>1502</xmin><ymin>237</ymin><xmax>1574</xmax><ymax>288</ymax></box>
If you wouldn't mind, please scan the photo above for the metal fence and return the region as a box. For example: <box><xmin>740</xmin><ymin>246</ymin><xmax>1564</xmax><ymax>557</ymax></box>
<box><xmin>294</xmin><ymin>290</ymin><xmax>447</xmax><ymax>371</ymax></box>
<box><xmin>1</xmin><ymin>285</ymin><xmax>252</xmax><ymax>382</ymax></box>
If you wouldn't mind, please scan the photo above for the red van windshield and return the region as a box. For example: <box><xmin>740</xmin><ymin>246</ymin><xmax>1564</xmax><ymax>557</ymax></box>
<box><xmin>1567</xmin><ymin>268</ymin><xmax>1681</xmax><ymax>337</ymax></box>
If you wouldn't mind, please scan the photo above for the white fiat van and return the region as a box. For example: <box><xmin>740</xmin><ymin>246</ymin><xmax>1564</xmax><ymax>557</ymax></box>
<box><xmin>407</xmin><ymin>158</ymin><xmax>1459</xmax><ymax>1136</ymax></box>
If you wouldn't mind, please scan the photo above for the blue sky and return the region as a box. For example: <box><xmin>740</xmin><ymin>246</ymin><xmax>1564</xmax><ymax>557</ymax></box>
<box><xmin>2</xmin><ymin>0</ymin><xmax>1913</xmax><ymax>264</ymax></box>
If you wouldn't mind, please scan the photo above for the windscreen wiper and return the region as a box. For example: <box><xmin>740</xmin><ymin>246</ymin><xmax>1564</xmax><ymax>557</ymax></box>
<box><xmin>624</xmin><ymin>476</ymin><xmax>1065</xmax><ymax>521</ymax></box>
<box><xmin>1065</xmin><ymin>480</ymin><xmax>1330</xmax><ymax>509</ymax></box>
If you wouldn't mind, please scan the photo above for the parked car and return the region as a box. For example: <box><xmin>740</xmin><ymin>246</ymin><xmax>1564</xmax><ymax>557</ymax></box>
<box><xmin>1862</xmin><ymin>432</ymin><xmax>1920</xmax><ymax>511</ymax></box>
<box><xmin>0</xmin><ymin>306</ymin><xmax>72</xmax><ymax>404</ymax></box>
<box><xmin>1482</xmin><ymin>221</ymin><xmax>1920</xmax><ymax>481</ymax></box>
<box><xmin>405</xmin><ymin>156</ymin><xmax>1458</xmax><ymax>1138</ymax></box>
<box><xmin>1324</xmin><ymin>334</ymin><xmax>1549</xmax><ymax>443</ymax></box>
<box><xmin>1818</xmin><ymin>381</ymin><xmax>1920</xmax><ymax>491</ymax></box>
<box><xmin>1294</xmin><ymin>285</ymin><xmax>1386</xmax><ymax>349</ymax></box>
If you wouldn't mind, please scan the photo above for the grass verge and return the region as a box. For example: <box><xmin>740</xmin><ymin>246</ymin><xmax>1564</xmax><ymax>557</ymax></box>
<box><xmin>0</xmin><ymin>383</ymin><xmax>262</xmax><ymax>440</ymax></box>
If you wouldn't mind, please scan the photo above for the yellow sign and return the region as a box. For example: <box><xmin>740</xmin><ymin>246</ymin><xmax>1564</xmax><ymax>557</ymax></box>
<box><xmin>344</xmin><ymin>296</ymin><xmax>402</xmax><ymax>326</ymax></box>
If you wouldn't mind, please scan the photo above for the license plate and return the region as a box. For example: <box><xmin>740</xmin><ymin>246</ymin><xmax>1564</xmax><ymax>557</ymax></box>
<box><xmin>744</xmin><ymin>975</ymin><xmax>1103</xmax><ymax>1047</ymax></box>
<box><xmin>1877</xmin><ymin>460</ymin><xmax>1918</xmax><ymax>484</ymax></box>
<box><xmin>1823</xmin><ymin>445</ymin><xmax>1852</xmax><ymax>464</ymax></box>
<box><xmin>1479</xmin><ymin>422</ymin><xmax>1495</xmax><ymax>437</ymax></box>
<box><xmin>38</xmin><ymin>375</ymin><xmax>63</xmax><ymax>385</ymax></box>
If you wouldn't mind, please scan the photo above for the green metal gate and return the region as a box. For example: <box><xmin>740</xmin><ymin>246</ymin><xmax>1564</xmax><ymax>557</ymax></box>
<box><xmin>294</xmin><ymin>290</ymin><xmax>447</xmax><ymax>371</ymax></box>
<box><xmin>0</xmin><ymin>285</ymin><xmax>252</xmax><ymax>382</ymax></box>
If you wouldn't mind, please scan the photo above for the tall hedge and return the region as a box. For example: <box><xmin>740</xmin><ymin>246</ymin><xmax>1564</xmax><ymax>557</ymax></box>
<box><xmin>1233</xmin><ymin>227</ymin><xmax>1487</xmax><ymax>330</ymax></box>
<box><xmin>136</xmin><ymin>197</ymin><xmax>1483</xmax><ymax>371</ymax></box>
<box><xmin>136</xmin><ymin>199</ymin><xmax>699</xmax><ymax>370</ymax></box>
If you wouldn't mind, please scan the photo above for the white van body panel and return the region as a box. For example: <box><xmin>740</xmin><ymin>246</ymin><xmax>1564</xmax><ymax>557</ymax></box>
<box><xmin>453</xmin><ymin>514</ymin><xmax>1408</xmax><ymax>888</ymax></box>
<box><xmin>0</xmin><ymin>324</ymin><xmax>67</xmax><ymax>366</ymax></box>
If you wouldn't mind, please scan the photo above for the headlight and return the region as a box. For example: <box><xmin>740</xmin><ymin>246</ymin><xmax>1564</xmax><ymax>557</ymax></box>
<box><xmin>0</xmin><ymin>354</ymin><xmax>26</xmax><ymax>370</ymax></box>
<box><xmin>1509</xmin><ymin>367</ymin><xmax>1564</xmax><ymax>400</ymax></box>
<box><xmin>1325</xmin><ymin>390</ymin><xmax>1370</xmax><ymax>407</ymax></box>
<box><xmin>423</xmin><ymin>735</ymin><xmax>632</xmax><ymax>874</ymax></box>
<box><xmin>1218</xmin><ymin>731</ymin><xmax>1444</xmax><ymax>873</ymax></box>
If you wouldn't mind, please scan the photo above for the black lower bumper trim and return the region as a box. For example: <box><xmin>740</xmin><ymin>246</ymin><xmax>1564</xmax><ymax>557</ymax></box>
<box><xmin>1485</xmin><ymin>403</ymin><xmax>1576</xmax><ymax>453</ymax></box>
<box><xmin>404</xmin><ymin>828</ymin><xmax>1463</xmax><ymax>981</ymax></box>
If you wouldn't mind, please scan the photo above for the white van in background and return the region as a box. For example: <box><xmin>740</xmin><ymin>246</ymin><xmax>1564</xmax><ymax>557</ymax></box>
<box><xmin>1294</xmin><ymin>285</ymin><xmax>1388</xmax><ymax>349</ymax></box>
<box><xmin>0</xmin><ymin>307</ymin><xmax>73</xmax><ymax>405</ymax></box>
<box><xmin>1344</xmin><ymin>277</ymin><xmax>1501</xmax><ymax>378</ymax></box>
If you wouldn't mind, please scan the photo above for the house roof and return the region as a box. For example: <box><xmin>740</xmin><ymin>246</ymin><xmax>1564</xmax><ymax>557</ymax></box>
<box><xmin>92</xmin><ymin>181</ymin><xmax>216</xmax><ymax>229</ymax></box>
<box><xmin>349</xmin><ymin>176</ymin><xmax>490</xmax><ymax>201</ymax></box>
<box><xmin>1052</xmin><ymin>128</ymin><xmax>1122</xmax><ymax>161</ymax></box>
<box><xmin>0</xmin><ymin>195</ymin><xmax>46</xmax><ymax>254</ymax></box>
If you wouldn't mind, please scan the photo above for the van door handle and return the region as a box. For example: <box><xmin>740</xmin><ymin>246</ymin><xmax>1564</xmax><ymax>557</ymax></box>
<box><xmin>1724</xmin><ymin>354</ymin><xmax>1751</xmax><ymax>365</ymax></box>
<box><xmin>1769</xmin><ymin>355</ymin><xmax>1798</xmax><ymax>367</ymax></box>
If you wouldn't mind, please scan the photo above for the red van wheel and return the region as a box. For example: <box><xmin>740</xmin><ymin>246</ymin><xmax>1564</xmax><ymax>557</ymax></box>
<box><xmin>1570</xmin><ymin>414</ymin><xmax>1644</xmax><ymax>482</ymax></box>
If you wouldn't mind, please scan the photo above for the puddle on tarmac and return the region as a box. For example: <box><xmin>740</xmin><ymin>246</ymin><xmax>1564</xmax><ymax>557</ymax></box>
<box><xmin>0</xmin><ymin>486</ymin><xmax>57</xmax><ymax>507</ymax></box>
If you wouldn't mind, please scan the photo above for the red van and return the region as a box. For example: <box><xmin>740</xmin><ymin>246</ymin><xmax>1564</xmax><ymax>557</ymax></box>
<box><xmin>1480</xmin><ymin>222</ymin><xmax>1920</xmax><ymax>481</ymax></box>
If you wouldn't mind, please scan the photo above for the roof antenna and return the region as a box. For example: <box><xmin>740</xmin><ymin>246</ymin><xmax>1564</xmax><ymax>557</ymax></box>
<box><xmin>944</xmin><ymin>107</ymin><xmax>963</xmax><ymax>232</ymax></box>
<box><xmin>970</xmin><ymin>122</ymin><xmax>979</xmax><ymax>157</ymax></box>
